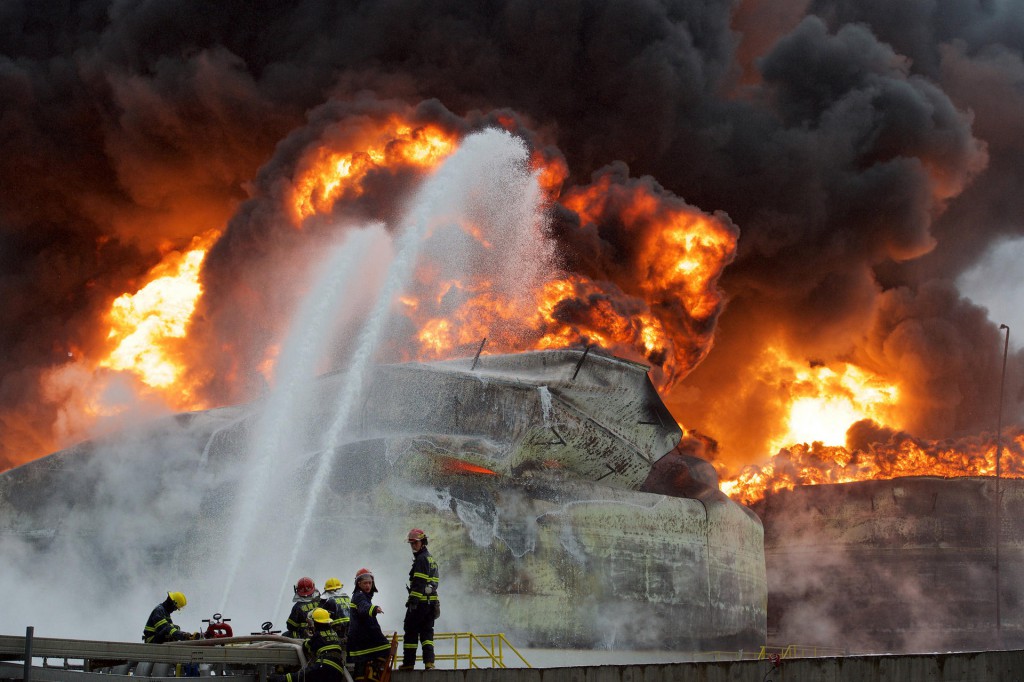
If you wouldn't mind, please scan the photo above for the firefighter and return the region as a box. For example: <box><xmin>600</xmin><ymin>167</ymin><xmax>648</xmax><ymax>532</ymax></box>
<box><xmin>285</xmin><ymin>577</ymin><xmax>321</xmax><ymax>639</ymax></box>
<box><xmin>320</xmin><ymin>577</ymin><xmax>352</xmax><ymax>644</ymax></box>
<box><xmin>400</xmin><ymin>528</ymin><xmax>439</xmax><ymax>670</ymax></box>
<box><xmin>348</xmin><ymin>568</ymin><xmax>390</xmax><ymax>682</ymax></box>
<box><xmin>143</xmin><ymin>591</ymin><xmax>199</xmax><ymax>643</ymax></box>
<box><xmin>269</xmin><ymin>607</ymin><xmax>345</xmax><ymax>682</ymax></box>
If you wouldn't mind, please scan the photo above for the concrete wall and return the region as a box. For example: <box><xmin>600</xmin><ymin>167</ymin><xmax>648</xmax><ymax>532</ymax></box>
<box><xmin>401</xmin><ymin>651</ymin><xmax>1024</xmax><ymax>682</ymax></box>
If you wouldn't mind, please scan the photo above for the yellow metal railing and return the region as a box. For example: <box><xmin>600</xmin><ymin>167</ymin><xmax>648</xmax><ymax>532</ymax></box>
<box><xmin>392</xmin><ymin>632</ymin><xmax>531</xmax><ymax>669</ymax></box>
<box><xmin>758</xmin><ymin>643</ymin><xmax>847</xmax><ymax>659</ymax></box>
<box><xmin>700</xmin><ymin>650</ymin><xmax>755</xmax><ymax>661</ymax></box>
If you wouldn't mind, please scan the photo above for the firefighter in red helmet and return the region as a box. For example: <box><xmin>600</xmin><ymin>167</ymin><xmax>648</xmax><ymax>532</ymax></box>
<box><xmin>285</xmin><ymin>577</ymin><xmax>321</xmax><ymax>639</ymax></box>
<box><xmin>348</xmin><ymin>568</ymin><xmax>390</xmax><ymax>682</ymax></box>
<box><xmin>399</xmin><ymin>528</ymin><xmax>439</xmax><ymax>670</ymax></box>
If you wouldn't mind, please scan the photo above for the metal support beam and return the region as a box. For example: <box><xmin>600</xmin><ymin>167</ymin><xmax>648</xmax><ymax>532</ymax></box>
<box><xmin>23</xmin><ymin>626</ymin><xmax>33</xmax><ymax>682</ymax></box>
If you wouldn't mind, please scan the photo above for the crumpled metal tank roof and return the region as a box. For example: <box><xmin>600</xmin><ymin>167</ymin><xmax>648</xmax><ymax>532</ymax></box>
<box><xmin>337</xmin><ymin>349</ymin><xmax>683</xmax><ymax>489</ymax></box>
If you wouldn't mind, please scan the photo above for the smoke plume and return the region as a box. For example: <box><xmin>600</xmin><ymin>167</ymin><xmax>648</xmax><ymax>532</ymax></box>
<box><xmin>2</xmin><ymin>0</ymin><xmax>1024</xmax><ymax>472</ymax></box>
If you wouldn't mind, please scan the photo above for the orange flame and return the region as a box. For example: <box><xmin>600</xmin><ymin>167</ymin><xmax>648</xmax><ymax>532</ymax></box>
<box><xmin>709</xmin><ymin>343</ymin><xmax>1024</xmax><ymax>504</ymax></box>
<box><xmin>86</xmin><ymin>115</ymin><xmax>991</xmax><ymax>509</ymax></box>
<box><xmin>437</xmin><ymin>456</ymin><xmax>498</xmax><ymax>476</ymax></box>
<box><xmin>401</xmin><ymin>172</ymin><xmax>737</xmax><ymax>386</ymax></box>
<box><xmin>289</xmin><ymin>120</ymin><xmax>459</xmax><ymax>223</ymax></box>
<box><xmin>81</xmin><ymin>111</ymin><xmax>998</xmax><ymax>506</ymax></box>
<box><xmin>614</xmin><ymin>189</ymin><xmax>737</xmax><ymax>322</ymax></box>
<box><xmin>761</xmin><ymin>347</ymin><xmax>902</xmax><ymax>451</ymax></box>
<box><xmin>99</xmin><ymin>230</ymin><xmax>219</xmax><ymax>403</ymax></box>
<box><xmin>720</xmin><ymin>430</ymin><xmax>1024</xmax><ymax>507</ymax></box>
<box><xmin>530</xmin><ymin>149</ymin><xmax>569</xmax><ymax>199</ymax></box>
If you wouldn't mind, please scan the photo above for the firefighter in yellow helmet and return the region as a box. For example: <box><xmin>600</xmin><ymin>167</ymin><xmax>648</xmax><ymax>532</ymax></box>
<box><xmin>320</xmin><ymin>577</ymin><xmax>352</xmax><ymax>644</ymax></box>
<box><xmin>269</xmin><ymin>608</ymin><xmax>345</xmax><ymax>682</ymax></box>
<box><xmin>143</xmin><ymin>591</ymin><xmax>199</xmax><ymax>643</ymax></box>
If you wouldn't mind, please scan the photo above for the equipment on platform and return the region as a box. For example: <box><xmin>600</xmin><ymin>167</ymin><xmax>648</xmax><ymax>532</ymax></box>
<box><xmin>202</xmin><ymin>613</ymin><xmax>233</xmax><ymax>639</ymax></box>
<box><xmin>251</xmin><ymin>620</ymin><xmax>281</xmax><ymax>636</ymax></box>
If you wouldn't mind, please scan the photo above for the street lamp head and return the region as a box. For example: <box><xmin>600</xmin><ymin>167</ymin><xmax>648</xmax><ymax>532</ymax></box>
<box><xmin>1000</xmin><ymin>324</ymin><xmax>1009</xmax><ymax>330</ymax></box>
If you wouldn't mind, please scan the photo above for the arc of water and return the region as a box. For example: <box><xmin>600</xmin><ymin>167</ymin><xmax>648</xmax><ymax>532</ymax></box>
<box><xmin>273</xmin><ymin>168</ymin><xmax>445</xmax><ymax>605</ymax></box>
<box><xmin>275</xmin><ymin>129</ymin><xmax>538</xmax><ymax>603</ymax></box>
<box><xmin>218</xmin><ymin>224</ymin><xmax>386</xmax><ymax>609</ymax></box>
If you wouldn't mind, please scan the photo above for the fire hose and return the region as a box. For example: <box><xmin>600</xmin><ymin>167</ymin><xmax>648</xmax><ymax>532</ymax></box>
<box><xmin>168</xmin><ymin>634</ymin><xmax>307</xmax><ymax>668</ymax></box>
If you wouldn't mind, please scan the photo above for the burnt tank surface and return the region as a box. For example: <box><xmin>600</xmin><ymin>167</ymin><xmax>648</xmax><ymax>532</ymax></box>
<box><xmin>0</xmin><ymin>349</ymin><xmax>766</xmax><ymax>650</ymax></box>
<box><xmin>753</xmin><ymin>476</ymin><xmax>1024</xmax><ymax>653</ymax></box>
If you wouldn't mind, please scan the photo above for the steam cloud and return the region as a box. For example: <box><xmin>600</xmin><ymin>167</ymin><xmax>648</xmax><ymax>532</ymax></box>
<box><xmin>2</xmin><ymin>0</ymin><xmax>1024</xmax><ymax>474</ymax></box>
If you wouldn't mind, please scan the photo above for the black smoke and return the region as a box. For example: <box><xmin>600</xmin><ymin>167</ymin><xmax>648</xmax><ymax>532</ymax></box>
<box><xmin>1</xmin><ymin>0</ymin><xmax>1022</xmax><ymax>469</ymax></box>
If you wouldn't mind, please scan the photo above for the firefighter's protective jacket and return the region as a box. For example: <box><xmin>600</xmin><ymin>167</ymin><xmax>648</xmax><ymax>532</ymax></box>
<box><xmin>348</xmin><ymin>589</ymin><xmax>389</xmax><ymax>660</ymax></box>
<box><xmin>406</xmin><ymin>546</ymin><xmax>439</xmax><ymax>613</ymax></box>
<box><xmin>322</xmin><ymin>591</ymin><xmax>352</xmax><ymax>636</ymax></box>
<box><xmin>143</xmin><ymin>598</ymin><xmax>186</xmax><ymax>643</ymax></box>
<box><xmin>285</xmin><ymin>598</ymin><xmax>320</xmax><ymax>639</ymax></box>
<box><xmin>275</xmin><ymin>626</ymin><xmax>345</xmax><ymax>682</ymax></box>
<box><xmin>304</xmin><ymin>625</ymin><xmax>346</xmax><ymax>672</ymax></box>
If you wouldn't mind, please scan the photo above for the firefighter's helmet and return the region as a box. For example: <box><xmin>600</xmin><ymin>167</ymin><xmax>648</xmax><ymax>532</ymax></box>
<box><xmin>294</xmin><ymin>577</ymin><xmax>316</xmax><ymax>597</ymax></box>
<box><xmin>355</xmin><ymin>568</ymin><xmax>378</xmax><ymax>594</ymax></box>
<box><xmin>310</xmin><ymin>608</ymin><xmax>332</xmax><ymax>625</ymax></box>
<box><xmin>168</xmin><ymin>591</ymin><xmax>187</xmax><ymax>609</ymax></box>
<box><xmin>324</xmin><ymin>577</ymin><xmax>343</xmax><ymax>593</ymax></box>
<box><xmin>407</xmin><ymin>528</ymin><xmax>427</xmax><ymax>544</ymax></box>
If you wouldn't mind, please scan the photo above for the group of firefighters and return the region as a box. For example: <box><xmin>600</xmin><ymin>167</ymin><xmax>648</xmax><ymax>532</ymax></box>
<box><xmin>143</xmin><ymin>528</ymin><xmax>440</xmax><ymax>681</ymax></box>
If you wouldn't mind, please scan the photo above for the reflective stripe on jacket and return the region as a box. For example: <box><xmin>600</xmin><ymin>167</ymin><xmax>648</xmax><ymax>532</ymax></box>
<box><xmin>285</xmin><ymin>599</ymin><xmax>320</xmax><ymax>639</ymax></box>
<box><xmin>407</xmin><ymin>547</ymin><xmax>439</xmax><ymax>607</ymax></box>
<box><xmin>348</xmin><ymin>589</ymin><xmax>389</xmax><ymax>657</ymax></box>
<box><xmin>143</xmin><ymin>602</ymin><xmax>182</xmax><ymax>644</ymax></box>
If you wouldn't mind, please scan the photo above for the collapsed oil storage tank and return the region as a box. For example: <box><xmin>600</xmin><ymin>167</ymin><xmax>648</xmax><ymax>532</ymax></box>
<box><xmin>753</xmin><ymin>476</ymin><xmax>1024</xmax><ymax>653</ymax></box>
<box><xmin>0</xmin><ymin>349</ymin><xmax>766</xmax><ymax>650</ymax></box>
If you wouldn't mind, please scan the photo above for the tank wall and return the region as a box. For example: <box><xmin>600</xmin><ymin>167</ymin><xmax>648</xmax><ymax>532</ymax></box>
<box><xmin>756</xmin><ymin>477</ymin><xmax>1024</xmax><ymax>653</ymax></box>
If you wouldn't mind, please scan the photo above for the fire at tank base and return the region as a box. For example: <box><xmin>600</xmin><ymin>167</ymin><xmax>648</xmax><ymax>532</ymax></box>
<box><xmin>0</xmin><ymin>350</ymin><xmax>765</xmax><ymax>651</ymax></box>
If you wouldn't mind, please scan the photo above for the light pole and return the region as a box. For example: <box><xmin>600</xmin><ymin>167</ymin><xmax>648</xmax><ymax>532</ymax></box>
<box><xmin>995</xmin><ymin>323</ymin><xmax>1009</xmax><ymax>638</ymax></box>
